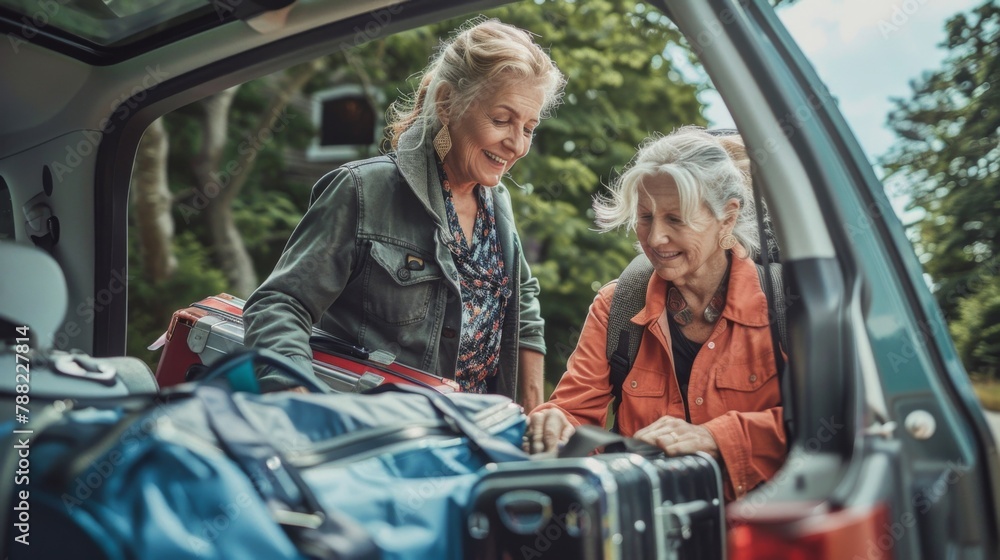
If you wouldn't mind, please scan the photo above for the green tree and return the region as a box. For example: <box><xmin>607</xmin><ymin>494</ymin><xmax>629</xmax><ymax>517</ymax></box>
<box><xmin>951</xmin><ymin>274</ymin><xmax>1000</xmax><ymax>379</ymax></box>
<box><xmin>882</xmin><ymin>0</ymin><xmax>999</xmax><ymax>331</ymax></box>
<box><xmin>126</xmin><ymin>71</ymin><xmax>319</xmax><ymax>363</ymax></box>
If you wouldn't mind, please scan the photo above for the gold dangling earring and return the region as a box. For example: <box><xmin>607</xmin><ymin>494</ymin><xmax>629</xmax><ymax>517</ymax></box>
<box><xmin>433</xmin><ymin>124</ymin><xmax>452</xmax><ymax>161</ymax></box>
<box><xmin>719</xmin><ymin>233</ymin><xmax>738</xmax><ymax>250</ymax></box>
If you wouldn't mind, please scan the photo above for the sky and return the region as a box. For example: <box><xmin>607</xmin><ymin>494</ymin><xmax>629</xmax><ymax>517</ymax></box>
<box><xmin>701</xmin><ymin>0</ymin><xmax>980</xmax><ymax>211</ymax></box>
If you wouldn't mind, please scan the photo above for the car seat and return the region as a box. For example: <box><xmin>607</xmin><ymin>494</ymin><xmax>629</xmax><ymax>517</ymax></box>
<box><xmin>0</xmin><ymin>241</ymin><xmax>158</xmax><ymax>395</ymax></box>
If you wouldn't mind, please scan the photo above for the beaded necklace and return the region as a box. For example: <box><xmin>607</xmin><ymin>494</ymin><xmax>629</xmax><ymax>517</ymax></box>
<box><xmin>665</xmin><ymin>263</ymin><xmax>730</xmax><ymax>326</ymax></box>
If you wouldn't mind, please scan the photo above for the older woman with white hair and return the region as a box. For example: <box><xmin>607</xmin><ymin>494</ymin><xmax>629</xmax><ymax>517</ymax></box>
<box><xmin>526</xmin><ymin>127</ymin><xmax>786</xmax><ymax>501</ymax></box>
<box><xmin>243</xmin><ymin>19</ymin><xmax>565</xmax><ymax>410</ymax></box>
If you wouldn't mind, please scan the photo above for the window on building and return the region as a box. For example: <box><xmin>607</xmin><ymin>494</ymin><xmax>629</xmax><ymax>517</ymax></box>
<box><xmin>307</xmin><ymin>84</ymin><xmax>381</xmax><ymax>162</ymax></box>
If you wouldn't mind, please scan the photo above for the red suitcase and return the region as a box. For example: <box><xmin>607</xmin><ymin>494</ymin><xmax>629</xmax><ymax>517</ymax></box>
<box><xmin>149</xmin><ymin>293</ymin><xmax>460</xmax><ymax>394</ymax></box>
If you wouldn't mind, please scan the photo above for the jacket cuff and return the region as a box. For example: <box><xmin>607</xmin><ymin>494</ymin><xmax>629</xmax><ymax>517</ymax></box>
<box><xmin>703</xmin><ymin>411</ymin><xmax>751</xmax><ymax>500</ymax></box>
<box><xmin>256</xmin><ymin>355</ymin><xmax>322</xmax><ymax>393</ymax></box>
<box><xmin>518</xmin><ymin>336</ymin><xmax>546</xmax><ymax>355</ymax></box>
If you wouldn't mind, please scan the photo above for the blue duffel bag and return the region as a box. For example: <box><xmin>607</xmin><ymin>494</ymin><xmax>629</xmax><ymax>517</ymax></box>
<box><xmin>2</xmin><ymin>350</ymin><xmax>378</xmax><ymax>560</ymax></box>
<box><xmin>2</xmin><ymin>349</ymin><xmax>528</xmax><ymax>560</ymax></box>
<box><xmin>244</xmin><ymin>383</ymin><xmax>530</xmax><ymax>560</ymax></box>
<box><xmin>179</xmin><ymin>358</ymin><xmax>530</xmax><ymax>560</ymax></box>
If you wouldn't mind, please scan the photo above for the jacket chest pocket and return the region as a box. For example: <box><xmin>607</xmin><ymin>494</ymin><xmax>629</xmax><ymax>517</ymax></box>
<box><xmin>363</xmin><ymin>241</ymin><xmax>442</xmax><ymax>325</ymax></box>
<box><xmin>713</xmin><ymin>355</ymin><xmax>781</xmax><ymax>412</ymax></box>
<box><xmin>622</xmin><ymin>366</ymin><xmax>667</xmax><ymax>398</ymax></box>
<box><xmin>620</xmin><ymin>366</ymin><xmax>669</xmax><ymax>426</ymax></box>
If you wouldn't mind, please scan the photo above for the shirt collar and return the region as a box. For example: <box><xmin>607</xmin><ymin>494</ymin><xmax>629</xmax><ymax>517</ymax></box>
<box><xmin>631</xmin><ymin>254</ymin><xmax>770</xmax><ymax>328</ymax></box>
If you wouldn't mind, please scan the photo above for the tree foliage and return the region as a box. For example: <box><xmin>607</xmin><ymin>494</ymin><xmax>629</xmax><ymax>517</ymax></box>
<box><xmin>127</xmin><ymin>0</ymin><xmax>706</xmax><ymax>388</ymax></box>
<box><xmin>882</xmin><ymin>0</ymin><xmax>999</xmax><ymax>377</ymax></box>
<box><xmin>950</xmin><ymin>273</ymin><xmax>1000</xmax><ymax>379</ymax></box>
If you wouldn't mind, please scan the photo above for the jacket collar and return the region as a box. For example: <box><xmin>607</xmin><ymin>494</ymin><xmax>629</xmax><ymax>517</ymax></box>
<box><xmin>633</xmin><ymin>254</ymin><xmax>770</xmax><ymax>328</ymax></box>
<box><xmin>395</xmin><ymin>122</ymin><xmax>448</xmax><ymax>230</ymax></box>
<box><xmin>393</xmin><ymin>122</ymin><xmax>518</xmax><ymax>276</ymax></box>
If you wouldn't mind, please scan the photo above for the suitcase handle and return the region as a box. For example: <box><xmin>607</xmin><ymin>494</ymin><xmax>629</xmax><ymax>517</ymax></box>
<box><xmin>309</xmin><ymin>333</ymin><xmax>370</xmax><ymax>360</ymax></box>
<box><xmin>495</xmin><ymin>490</ymin><xmax>554</xmax><ymax>534</ymax></box>
<box><xmin>663</xmin><ymin>499</ymin><xmax>720</xmax><ymax>541</ymax></box>
<box><xmin>558</xmin><ymin>424</ymin><xmax>663</xmax><ymax>458</ymax></box>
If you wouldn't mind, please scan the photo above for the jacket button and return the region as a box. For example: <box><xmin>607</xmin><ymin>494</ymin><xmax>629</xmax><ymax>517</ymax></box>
<box><xmin>397</xmin><ymin>268</ymin><xmax>411</xmax><ymax>281</ymax></box>
<box><xmin>749</xmin><ymin>374</ymin><xmax>757</xmax><ymax>383</ymax></box>
<box><xmin>630</xmin><ymin>380</ymin><xmax>638</xmax><ymax>389</ymax></box>
<box><xmin>695</xmin><ymin>397</ymin><xmax>704</xmax><ymax>405</ymax></box>
<box><xmin>442</xmin><ymin>327</ymin><xmax>457</xmax><ymax>339</ymax></box>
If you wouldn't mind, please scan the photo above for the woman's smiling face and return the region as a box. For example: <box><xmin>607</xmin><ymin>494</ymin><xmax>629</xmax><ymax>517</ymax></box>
<box><xmin>635</xmin><ymin>174</ymin><xmax>734</xmax><ymax>285</ymax></box>
<box><xmin>440</xmin><ymin>81</ymin><xmax>545</xmax><ymax>190</ymax></box>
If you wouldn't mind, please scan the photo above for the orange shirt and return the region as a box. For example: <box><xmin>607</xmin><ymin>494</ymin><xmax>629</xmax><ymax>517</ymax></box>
<box><xmin>532</xmin><ymin>255</ymin><xmax>786</xmax><ymax>501</ymax></box>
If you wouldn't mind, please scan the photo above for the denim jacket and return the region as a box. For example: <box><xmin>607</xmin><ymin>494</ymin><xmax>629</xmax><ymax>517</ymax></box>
<box><xmin>243</xmin><ymin>123</ymin><xmax>546</xmax><ymax>399</ymax></box>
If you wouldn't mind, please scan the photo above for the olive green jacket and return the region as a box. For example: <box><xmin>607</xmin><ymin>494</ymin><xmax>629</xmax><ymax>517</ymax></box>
<box><xmin>243</xmin><ymin>123</ymin><xmax>546</xmax><ymax>399</ymax></box>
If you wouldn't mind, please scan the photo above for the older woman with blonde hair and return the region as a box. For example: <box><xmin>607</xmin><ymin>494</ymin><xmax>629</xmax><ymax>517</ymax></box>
<box><xmin>526</xmin><ymin>126</ymin><xmax>786</xmax><ymax>501</ymax></box>
<box><xmin>244</xmin><ymin>18</ymin><xmax>565</xmax><ymax>410</ymax></box>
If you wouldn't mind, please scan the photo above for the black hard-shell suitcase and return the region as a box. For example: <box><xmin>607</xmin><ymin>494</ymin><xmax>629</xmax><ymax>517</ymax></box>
<box><xmin>649</xmin><ymin>453</ymin><xmax>727</xmax><ymax>559</ymax></box>
<box><xmin>466</xmin><ymin>455</ymin><xmax>634</xmax><ymax>560</ymax></box>
<box><xmin>465</xmin><ymin>451</ymin><xmax>724</xmax><ymax>560</ymax></box>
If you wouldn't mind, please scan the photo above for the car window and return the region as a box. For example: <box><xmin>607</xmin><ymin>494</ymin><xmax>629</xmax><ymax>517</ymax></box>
<box><xmin>124</xmin><ymin>2</ymin><xmax>717</xmax><ymax>374</ymax></box>
<box><xmin>774</xmin><ymin>0</ymin><xmax>999</xmax><ymax>394</ymax></box>
<box><xmin>773</xmin><ymin>0</ymin><xmax>983</xmax><ymax>219</ymax></box>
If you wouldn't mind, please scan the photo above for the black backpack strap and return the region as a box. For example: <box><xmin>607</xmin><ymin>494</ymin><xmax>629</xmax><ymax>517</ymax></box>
<box><xmin>755</xmin><ymin>262</ymin><xmax>788</xmax><ymax>352</ymax></box>
<box><xmin>755</xmin><ymin>261</ymin><xmax>787</xmax><ymax>382</ymax></box>
<box><xmin>756</xmin><ymin>258</ymin><xmax>794</xmax><ymax>450</ymax></box>
<box><xmin>606</xmin><ymin>254</ymin><xmax>654</xmax><ymax>433</ymax></box>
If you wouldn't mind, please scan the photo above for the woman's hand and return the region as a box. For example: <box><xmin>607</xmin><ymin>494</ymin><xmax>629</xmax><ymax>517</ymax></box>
<box><xmin>523</xmin><ymin>409</ymin><xmax>575</xmax><ymax>455</ymax></box>
<box><xmin>633</xmin><ymin>415</ymin><xmax>720</xmax><ymax>460</ymax></box>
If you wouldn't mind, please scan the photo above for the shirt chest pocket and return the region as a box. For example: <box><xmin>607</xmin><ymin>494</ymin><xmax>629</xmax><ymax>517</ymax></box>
<box><xmin>713</xmin><ymin>355</ymin><xmax>781</xmax><ymax>412</ymax></box>
<box><xmin>621</xmin><ymin>366</ymin><xmax>667</xmax><ymax>398</ymax></box>
<box><xmin>619</xmin><ymin>367</ymin><xmax>669</xmax><ymax>430</ymax></box>
<box><xmin>364</xmin><ymin>241</ymin><xmax>442</xmax><ymax>325</ymax></box>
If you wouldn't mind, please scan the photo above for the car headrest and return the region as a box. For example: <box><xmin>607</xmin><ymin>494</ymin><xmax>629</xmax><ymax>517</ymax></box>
<box><xmin>0</xmin><ymin>241</ymin><xmax>67</xmax><ymax>349</ymax></box>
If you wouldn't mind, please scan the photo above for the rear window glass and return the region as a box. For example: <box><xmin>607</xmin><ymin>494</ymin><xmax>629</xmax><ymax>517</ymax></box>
<box><xmin>0</xmin><ymin>0</ymin><xmax>214</xmax><ymax>47</ymax></box>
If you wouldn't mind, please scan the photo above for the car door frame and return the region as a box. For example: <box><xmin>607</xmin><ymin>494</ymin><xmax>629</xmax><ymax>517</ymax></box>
<box><xmin>660</xmin><ymin>0</ymin><xmax>999</xmax><ymax>557</ymax></box>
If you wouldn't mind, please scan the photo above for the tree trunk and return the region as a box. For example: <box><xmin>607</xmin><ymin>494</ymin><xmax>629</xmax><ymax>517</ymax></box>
<box><xmin>132</xmin><ymin>117</ymin><xmax>176</xmax><ymax>282</ymax></box>
<box><xmin>196</xmin><ymin>62</ymin><xmax>325</xmax><ymax>297</ymax></box>
<box><xmin>190</xmin><ymin>87</ymin><xmax>258</xmax><ymax>295</ymax></box>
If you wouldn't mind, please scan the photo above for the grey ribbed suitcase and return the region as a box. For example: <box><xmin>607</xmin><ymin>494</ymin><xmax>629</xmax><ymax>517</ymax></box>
<box><xmin>464</xmin><ymin>451</ymin><xmax>724</xmax><ymax>560</ymax></box>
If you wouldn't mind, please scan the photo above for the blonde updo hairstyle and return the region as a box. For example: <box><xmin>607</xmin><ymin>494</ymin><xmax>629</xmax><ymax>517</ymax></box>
<box><xmin>387</xmin><ymin>18</ymin><xmax>565</xmax><ymax>150</ymax></box>
<box><xmin>593</xmin><ymin>126</ymin><xmax>761</xmax><ymax>259</ymax></box>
